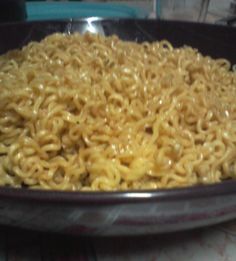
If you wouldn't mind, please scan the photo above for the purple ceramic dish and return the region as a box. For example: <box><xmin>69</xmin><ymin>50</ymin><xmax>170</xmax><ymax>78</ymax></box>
<box><xmin>0</xmin><ymin>19</ymin><xmax>236</xmax><ymax>236</ymax></box>
<box><xmin>1</xmin><ymin>181</ymin><xmax>236</xmax><ymax>235</ymax></box>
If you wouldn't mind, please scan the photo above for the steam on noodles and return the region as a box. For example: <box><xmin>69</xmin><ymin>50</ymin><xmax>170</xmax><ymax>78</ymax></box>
<box><xmin>0</xmin><ymin>32</ymin><xmax>236</xmax><ymax>191</ymax></box>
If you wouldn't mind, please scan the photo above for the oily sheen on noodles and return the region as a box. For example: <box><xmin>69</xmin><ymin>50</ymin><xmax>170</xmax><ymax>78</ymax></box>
<box><xmin>0</xmin><ymin>33</ymin><xmax>236</xmax><ymax>191</ymax></box>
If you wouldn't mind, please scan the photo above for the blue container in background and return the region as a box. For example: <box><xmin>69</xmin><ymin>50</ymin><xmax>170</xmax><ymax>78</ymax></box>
<box><xmin>26</xmin><ymin>2</ymin><xmax>148</xmax><ymax>21</ymax></box>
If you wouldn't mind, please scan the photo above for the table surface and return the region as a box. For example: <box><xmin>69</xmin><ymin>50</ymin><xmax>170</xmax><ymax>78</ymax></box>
<box><xmin>1</xmin><ymin>219</ymin><xmax>236</xmax><ymax>261</ymax></box>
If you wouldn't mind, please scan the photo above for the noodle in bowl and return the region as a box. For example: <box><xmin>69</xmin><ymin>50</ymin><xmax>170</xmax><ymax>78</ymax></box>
<box><xmin>0</xmin><ymin>32</ymin><xmax>236</xmax><ymax>191</ymax></box>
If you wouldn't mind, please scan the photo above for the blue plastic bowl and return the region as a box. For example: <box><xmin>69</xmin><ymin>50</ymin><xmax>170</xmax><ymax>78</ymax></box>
<box><xmin>26</xmin><ymin>2</ymin><xmax>148</xmax><ymax>21</ymax></box>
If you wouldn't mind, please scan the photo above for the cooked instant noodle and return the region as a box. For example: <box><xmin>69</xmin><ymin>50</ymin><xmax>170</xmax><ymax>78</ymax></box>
<box><xmin>0</xmin><ymin>33</ymin><xmax>236</xmax><ymax>191</ymax></box>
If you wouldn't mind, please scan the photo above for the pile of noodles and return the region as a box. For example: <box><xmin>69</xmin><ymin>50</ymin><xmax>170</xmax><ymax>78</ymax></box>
<box><xmin>0</xmin><ymin>32</ymin><xmax>236</xmax><ymax>191</ymax></box>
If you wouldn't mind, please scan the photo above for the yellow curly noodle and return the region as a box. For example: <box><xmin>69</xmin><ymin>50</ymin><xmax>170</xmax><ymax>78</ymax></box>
<box><xmin>0</xmin><ymin>33</ymin><xmax>236</xmax><ymax>191</ymax></box>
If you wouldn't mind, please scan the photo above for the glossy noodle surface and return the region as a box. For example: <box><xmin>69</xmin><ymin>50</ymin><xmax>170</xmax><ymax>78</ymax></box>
<box><xmin>0</xmin><ymin>33</ymin><xmax>236</xmax><ymax>191</ymax></box>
